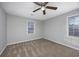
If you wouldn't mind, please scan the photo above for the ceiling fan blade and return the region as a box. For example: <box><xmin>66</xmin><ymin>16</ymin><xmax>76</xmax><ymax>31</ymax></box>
<box><xmin>46</xmin><ymin>6</ymin><xmax>57</xmax><ymax>10</ymax></box>
<box><xmin>43</xmin><ymin>10</ymin><xmax>46</xmax><ymax>15</ymax></box>
<box><xmin>33</xmin><ymin>8</ymin><xmax>41</xmax><ymax>12</ymax></box>
<box><xmin>44</xmin><ymin>2</ymin><xmax>48</xmax><ymax>6</ymax></box>
<box><xmin>34</xmin><ymin>2</ymin><xmax>41</xmax><ymax>6</ymax></box>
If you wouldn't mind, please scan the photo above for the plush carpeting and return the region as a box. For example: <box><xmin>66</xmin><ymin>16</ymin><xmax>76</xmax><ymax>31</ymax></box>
<box><xmin>1</xmin><ymin>39</ymin><xmax>79</xmax><ymax>57</ymax></box>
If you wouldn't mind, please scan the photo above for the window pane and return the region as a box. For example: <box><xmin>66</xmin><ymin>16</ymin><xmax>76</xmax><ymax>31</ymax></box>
<box><xmin>28</xmin><ymin>21</ymin><xmax>34</xmax><ymax>33</ymax></box>
<box><xmin>68</xmin><ymin>15</ymin><xmax>79</xmax><ymax>37</ymax></box>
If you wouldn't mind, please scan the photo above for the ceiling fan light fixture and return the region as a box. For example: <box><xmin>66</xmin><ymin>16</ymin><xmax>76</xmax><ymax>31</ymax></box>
<box><xmin>41</xmin><ymin>6</ymin><xmax>45</xmax><ymax>11</ymax></box>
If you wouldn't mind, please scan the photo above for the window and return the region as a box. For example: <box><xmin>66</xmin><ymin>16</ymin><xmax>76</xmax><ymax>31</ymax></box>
<box><xmin>28</xmin><ymin>21</ymin><xmax>34</xmax><ymax>33</ymax></box>
<box><xmin>68</xmin><ymin>15</ymin><xmax>79</xmax><ymax>37</ymax></box>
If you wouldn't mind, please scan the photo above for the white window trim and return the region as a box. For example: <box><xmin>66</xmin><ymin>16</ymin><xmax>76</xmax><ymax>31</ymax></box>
<box><xmin>67</xmin><ymin>13</ymin><xmax>79</xmax><ymax>39</ymax></box>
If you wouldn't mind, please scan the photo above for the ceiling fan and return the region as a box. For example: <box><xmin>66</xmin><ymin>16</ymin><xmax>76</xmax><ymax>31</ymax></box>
<box><xmin>33</xmin><ymin>2</ymin><xmax>58</xmax><ymax>15</ymax></box>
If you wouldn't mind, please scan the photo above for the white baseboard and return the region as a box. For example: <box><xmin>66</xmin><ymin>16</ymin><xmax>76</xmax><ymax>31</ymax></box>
<box><xmin>7</xmin><ymin>38</ymin><xmax>42</xmax><ymax>45</ymax></box>
<box><xmin>0</xmin><ymin>46</ymin><xmax>6</xmax><ymax>55</ymax></box>
<box><xmin>7</xmin><ymin>40</ymin><xmax>29</xmax><ymax>45</ymax></box>
<box><xmin>45</xmin><ymin>38</ymin><xmax>79</xmax><ymax>51</ymax></box>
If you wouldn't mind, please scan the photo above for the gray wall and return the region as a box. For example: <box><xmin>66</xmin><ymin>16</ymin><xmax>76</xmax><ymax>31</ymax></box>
<box><xmin>0</xmin><ymin>7</ymin><xmax>7</xmax><ymax>55</ymax></box>
<box><xmin>7</xmin><ymin>14</ymin><xmax>43</xmax><ymax>45</ymax></box>
<box><xmin>44</xmin><ymin>8</ymin><xmax>79</xmax><ymax>50</ymax></box>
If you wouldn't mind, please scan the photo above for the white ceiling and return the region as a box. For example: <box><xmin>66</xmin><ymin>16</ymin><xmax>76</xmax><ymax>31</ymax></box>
<box><xmin>0</xmin><ymin>2</ymin><xmax>79</xmax><ymax>20</ymax></box>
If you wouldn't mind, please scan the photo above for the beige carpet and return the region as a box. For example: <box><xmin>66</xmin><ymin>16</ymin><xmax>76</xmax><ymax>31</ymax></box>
<box><xmin>1</xmin><ymin>39</ymin><xmax>79</xmax><ymax>57</ymax></box>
